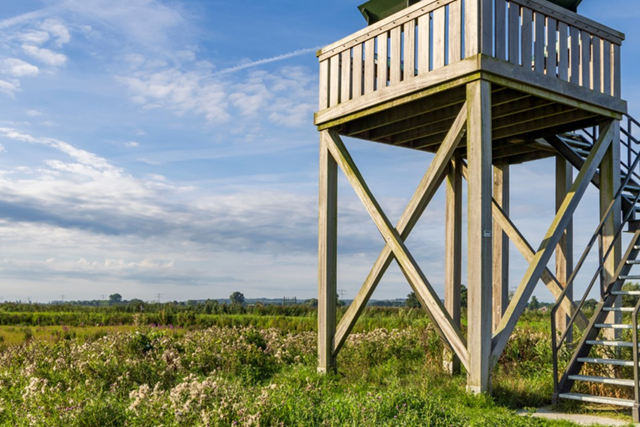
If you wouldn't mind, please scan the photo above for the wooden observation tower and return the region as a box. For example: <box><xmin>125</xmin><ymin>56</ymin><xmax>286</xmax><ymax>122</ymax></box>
<box><xmin>315</xmin><ymin>0</ymin><xmax>640</xmax><ymax>416</ymax></box>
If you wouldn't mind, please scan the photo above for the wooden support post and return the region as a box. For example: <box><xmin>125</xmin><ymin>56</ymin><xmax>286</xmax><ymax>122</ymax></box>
<box><xmin>493</xmin><ymin>162</ymin><xmax>509</xmax><ymax>333</ymax></box>
<box><xmin>444</xmin><ymin>153</ymin><xmax>463</xmax><ymax>375</ymax></box>
<box><xmin>491</xmin><ymin>120</ymin><xmax>615</xmax><ymax>367</ymax></box>
<box><xmin>600</xmin><ymin>121</ymin><xmax>622</xmax><ymax>340</ymax></box>
<box><xmin>556</xmin><ymin>156</ymin><xmax>574</xmax><ymax>344</ymax></box>
<box><xmin>318</xmin><ymin>131</ymin><xmax>338</xmax><ymax>373</ymax></box>
<box><xmin>466</xmin><ymin>80</ymin><xmax>493</xmax><ymax>394</ymax></box>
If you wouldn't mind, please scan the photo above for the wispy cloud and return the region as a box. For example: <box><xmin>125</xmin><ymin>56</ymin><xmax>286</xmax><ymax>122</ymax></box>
<box><xmin>212</xmin><ymin>46</ymin><xmax>320</xmax><ymax>76</ymax></box>
<box><xmin>0</xmin><ymin>58</ymin><xmax>38</xmax><ymax>77</ymax></box>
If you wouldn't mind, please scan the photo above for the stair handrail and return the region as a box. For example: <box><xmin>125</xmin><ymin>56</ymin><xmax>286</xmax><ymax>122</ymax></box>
<box><xmin>551</xmin><ymin>116</ymin><xmax>640</xmax><ymax>397</ymax></box>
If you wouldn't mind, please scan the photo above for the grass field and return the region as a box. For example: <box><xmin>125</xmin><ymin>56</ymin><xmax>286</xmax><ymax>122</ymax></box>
<box><xmin>0</xmin><ymin>307</ymin><xmax>634</xmax><ymax>426</ymax></box>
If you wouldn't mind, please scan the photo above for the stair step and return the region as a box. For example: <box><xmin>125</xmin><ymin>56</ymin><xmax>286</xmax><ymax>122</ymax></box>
<box><xmin>602</xmin><ymin>307</ymin><xmax>635</xmax><ymax>312</ymax></box>
<box><xmin>625</xmin><ymin>185</ymin><xmax>640</xmax><ymax>192</ymax></box>
<box><xmin>612</xmin><ymin>290</ymin><xmax>640</xmax><ymax>295</ymax></box>
<box><xmin>626</xmin><ymin>260</ymin><xmax>640</xmax><ymax>265</ymax></box>
<box><xmin>578</xmin><ymin>357</ymin><xmax>635</xmax><ymax>367</ymax></box>
<box><xmin>619</xmin><ymin>275</ymin><xmax>640</xmax><ymax>280</ymax></box>
<box><xmin>574</xmin><ymin>148</ymin><xmax>591</xmax><ymax>157</ymax></box>
<box><xmin>586</xmin><ymin>340</ymin><xmax>635</xmax><ymax>347</ymax></box>
<box><xmin>568</xmin><ymin>375</ymin><xmax>634</xmax><ymax>386</ymax></box>
<box><xmin>595</xmin><ymin>323</ymin><xmax>634</xmax><ymax>329</ymax></box>
<box><xmin>558</xmin><ymin>392</ymin><xmax>635</xmax><ymax>407</ymax></box>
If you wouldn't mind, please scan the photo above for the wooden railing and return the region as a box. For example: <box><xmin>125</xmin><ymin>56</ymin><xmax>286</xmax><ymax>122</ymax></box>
<box><xmin>317</xmin><ymin>0</ymin><xmax>624</xmax><ymax>111</ymax></box>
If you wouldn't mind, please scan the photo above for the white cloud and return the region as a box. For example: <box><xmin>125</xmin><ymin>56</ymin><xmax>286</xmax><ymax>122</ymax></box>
<box><xmin>40</xmin><ymin>19</ymin><xmax>71</xmax><ymax>46</ymax></box>
<box><xmin>22</xmin><ymin>44</ymin><xmax>67</xmax><ymax>67</ymax></box>
<box><xmin>17</xmin><ymin>30</ymin><xmax>50</xmax><ymax>45</ymax></box>
<box><xmin>124</xmin><ymin>141</ymin><xmax>139</xmax><ymax>148</ymax></box>
<box><xmin>0</xmin><ymin>58</ymin><xmax>38</xmax><ymax>77</ymax></box>
<box><xmin>0</xmin><ymin>79</ymin><xmax>19</xmax><ymax>97</ymax></box>
<box><xmin>26</xmin><ymin>109</ymin><xmax>42</xmax><ymax>117</ymax></box>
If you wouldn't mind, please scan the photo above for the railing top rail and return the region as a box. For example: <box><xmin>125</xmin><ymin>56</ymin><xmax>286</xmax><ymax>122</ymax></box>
<box><xmin>626</xmin><ymin>114</ymin><xmax>640</xmax><ymax>129</ymax></box>
<box><xmin>510</xmin><ymin>0</ymin><xmax>625</xmax><ymax>44</ymax></box>
<box><xmin>317</xmin><ymin>0</ymin><xmax>453</xmax><ymax>61</ymax></box>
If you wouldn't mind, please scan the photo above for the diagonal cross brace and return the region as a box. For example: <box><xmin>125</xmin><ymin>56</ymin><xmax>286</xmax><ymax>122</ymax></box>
<box><xmin>331</xmin><ymin>104</ymin><xmax>468</xmax><ymax>359</ymax></box>
<box><xmin>322</xmin><ymin>125</ymin><xmax>470</xmax><ymax>371</ymax></box>
<box><xmin>460</xmin><ymin>163</ymin><xmax>589</xmax><ymax>331</ymax></box>
<box><xmin>490</xmin><ymin>120</ymin><xmax>615</xmax><ymax>368</ymax></box>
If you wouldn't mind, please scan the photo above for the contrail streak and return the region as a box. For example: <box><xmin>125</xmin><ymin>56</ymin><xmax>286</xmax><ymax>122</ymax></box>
<box><xmin>212</xmin><ymin>46</ymin><xmax>321</xmax><ymax>76</ymax></box>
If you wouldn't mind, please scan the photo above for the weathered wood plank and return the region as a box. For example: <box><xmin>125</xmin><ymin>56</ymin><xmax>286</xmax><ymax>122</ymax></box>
<box><xmin>558</xmin><ymin>22</ymin><xmax>569</xmax><ymax>81</ymax></box>
<box><xmin>509</xmin><ymin>2</ymin><xmax>520</xmax><ymax>65</ymax></box>
<box><xmin>340</xmin><ymin>50</ymin><xmax>351</xmax><ymax>103</ymax></box>
<box><xmin>481</xmin><ymin>0</ymin><xmax>494</xmax><ymax>55</ymax></box>
<box><xmin>569</xmin><ymin>26</ymin><xmax>580</xmax><ymax>85</ymax></box>
<box><xmin>522</xmin><ymin>8</ymin><xmax>534</xmax><ymax>70</ymax></box>
<box><xmin>404</xmin><ymin>20</ymin><xmax>416</xmax><ymax>81</ymax></box>
<box><xmin>390</xmin><ymin>27</ymin><xmax>402</xmax><ymax>85</ymax></box>
<box><xmin>534</xmin><ymin>12</ymin><xmax>545</xmax><ymax>73</ymax></box>
<box><xmin>491</xmin><ymin>120</ymin><xmax>616</xmax><ymax>368</ymax></box>
<box><xmin>329</xmin><ymin>55</ymin><xmax>340</xmax><ymax>107</ymax></box>
<box><xmin>377</xmin><ymin>32</ymin><xmax>389</xmax><ymax>90</ymax></box>
<box><xmin>444</xmin><ymin>152</ymin><xmax>462</xmax><ymax>374</ymax></box>
<box><xmin>580</xmin><ymin>31</ymin><xmax>591</xmax><ymax>89</ymax></box>
<box><xmin>493</xmin><ymin>162</ymin><xmax>509</xmax><ymax>333</ymax></box>
<box><xmin>352</xmin><ymin>44</ymin><xmax>363</xmax><ymax>99</ymax></box>
<box><xmin>547</xmin><ymin>18</ymin><xmax>558</xmax><ymax>76</ymax></box>
<box><xmin>332</xmin><ymin>105</ymin><xmax>467</xmax><ymax>357</ymax></box>
<box><xmin>613</xmin><ymin>43</ymin><xmax>621</xmax><ymax>97</ymax></box>
<box><xmin>602</xmin><ymin>40</ymin><xmax>611</xmax><ymax>96</ymax></box>
<box><xmin>465</xmin><ymin>0</ymin><xmax>479</xmax><ymax>57</ymax></box>
<box><xmin>449</xmin><ymin>0</ymin><xmax>462</xmax><ymax>64</ymax></box>
<box><xmin>319</xmin><ymin>60</ymin><xmax>329</xmax><ymax>110</ymax></box>
<box><xmin>364</xmin><ymin>39</ymin><xmax>375</xmax><ymax>95</ymax></box>
<box><xmin>417</xmin><ymin>14</ymin><xmax>431</xmax><ymax>75</ymax></box>
<box><xmin>495</xmin><ymin>0</ymin><xmax>507</xmax><ymax>60</ymax></box>
<box><xmin>591</xmin><ymin>36</ymin><xmax>601</xmax><ymax>92</ymax></box>
<box><xmin>556</xmin><ymin>156</ymin><xmax>574</xmax><ymax>342</ymax></box>
<box><xmin>433</xmin><ymin>7</ymin><xmax>446</xmax><ymax>69</ymax></box>
<box><xmin>318</xmin><ymin>131</ymin><xmax>338</xmax><ymax>373</ymax></box>
<box><xmin>466</xmin><ymin>79</ymin><xmax>492</xmax><ymax>394</ymax></box>
<box><xmin>325</xmin><ymin>128</ymin><xmax>470</xmax><ymax>370</ymax></box>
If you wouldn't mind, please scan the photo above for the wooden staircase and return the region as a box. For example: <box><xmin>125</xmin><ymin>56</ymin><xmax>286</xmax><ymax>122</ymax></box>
<box><xmin>549</xmin><ymin>114</ymin><xmax>640</xmax><ymax>419</ymax></box>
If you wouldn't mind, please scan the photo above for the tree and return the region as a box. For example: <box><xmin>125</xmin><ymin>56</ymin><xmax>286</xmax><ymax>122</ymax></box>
<box><xmin>622</xmin><ymin>282</ymin><xmax>640</xmax><ymax>307</ymax></box>
<box><xmin>230</xmin><ymin>291</ymin><xmax>245</xmax><ymax>305</ymax></box>
<box><xmin>461</xmin><ymin>285</ymin><xmax>468</xmax><ymax>308</ymax></box>
<box><xmin>108</xmin><ymin>293</ymin><xmax>122</xmax><ymax>305</ymax></box>
<box><xmin>405</xmin><ymin>292</ymin><xmax>420</xmax><ymax>308</ymax></box>
<box><xmin>528</xmin><ymin>295</ymin><xmax>540</xmax><ymax>310</ymax></box>
<box><xmin>305</xmin><ymin>298</ymin><xmax>318</xmax><ymax>307</ymax></box>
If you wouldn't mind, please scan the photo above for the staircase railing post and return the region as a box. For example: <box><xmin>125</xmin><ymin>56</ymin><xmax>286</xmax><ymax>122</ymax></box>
<box><xmin>632</xmin><ymin>299</ymin><xmax>640</xmax><ymax>421</ymax></box>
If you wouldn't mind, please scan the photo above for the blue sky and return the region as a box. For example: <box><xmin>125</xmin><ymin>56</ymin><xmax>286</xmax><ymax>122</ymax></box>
<box><xmin>0</xmin><ymin>0</ymin><xmax>637</xmax><ymax>303</ymax></box>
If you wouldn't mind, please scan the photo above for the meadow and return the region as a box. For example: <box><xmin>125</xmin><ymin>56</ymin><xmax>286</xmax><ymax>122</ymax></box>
<box><xmin>0</xmin><ymin>304</ymin><xmax>633</xmax><ymax>426</ymax></box>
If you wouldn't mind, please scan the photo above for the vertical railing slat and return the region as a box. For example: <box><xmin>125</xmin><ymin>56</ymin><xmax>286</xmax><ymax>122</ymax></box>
<box><xmin>581</xmin><ymin>31</ymin><xmax>591</xmax><ymax>88</ymax></box>
<box><xmin>508</xmin><ymin>2</ymin><xmax>520</xmax><ymax>65</ymax></box>
<box><xmin>613</xmin><ymin>43</ymin><xmax>621</xmax><ymax>97</ymax></box>
<box><xmin>390</xmin><ymin>27</ymin><xmax>402</xmax><ymax>85</ymax></box>
<box><xmin>418</xmin><ymin>14</ymin><xmax>431</xmax><ymax>75</ymax></box>
<box><xmin>481</xmin><ymin>0</ymin><xmax>494</xmax><ymax>55</ymax></box>
<box><xmin>558</xmin><ymin>22</ymin><xmax>569</xmax><ymax>81</ymax></box>
<box><xmin>495</xmin><ymin>0</ymin><xmax>507</xmax><ymax>61</ymax></box>
<box><xmin>547</xmin><ymin>18</ymin><xmax>557</xmax><ymax>76</ymax></box>
<box><xmin>319</xmin><ymin>59</ymin><xmax>329</xmax><ymax>110</ymax></box>
<box><xmin>340</xmin><ymin>50</ymin><xmax>351</xmax><ymax>103</ymax></box>
<box><xmin>592</xmin><ymin>36</ymin><xmax>601</xmax><ymax>92</ymax></box>
<box><xmin>570</xmin><ymin>26</ymin><xmax>580</xmax><ymax>85</ymax></box>
<box><xmin>404</xmin><ymin>20</ymin><xmax>416</xmax><ymax>81</ymax></box>
<box><xmin>521</xmin><ymin>8</ymin><xmax>533</xmax><ymax>70</ymax></box>
<box><xmin>377</xmin><ymin>32</ymin><xmax>388</xmax><ymax>90</ymax></box>
<box><xmin>602</xmin><ymin>39</ymin><xmax>612</xmax><ymax>96</ymax></box>
<box><xmin>364</xmin><ymin>39</ymin><xmax>375</xmax><ymax>95</ymax></box>
<box><xmin>449</xmin><ymin>1</ymin><xmax>462</xmax><ymax>64</ymax></box>
<box><xmin>329</xmin><ymin>55</ymin><xmax>340</xmax><ymax>107</ymax></box>
<box><xmin>352</xmin><ymin>44</ymin><xmax>363</xmax><ymax>99</ymax></box>
<box><xmin>433</xmin><ymin>7</ymin><xmax>446</xmax><ymax>69</ymax></box>
<box><xmin>534</xmin><ymin>12</ymin><xmax>545</xmax><ymax>73</ymax></box>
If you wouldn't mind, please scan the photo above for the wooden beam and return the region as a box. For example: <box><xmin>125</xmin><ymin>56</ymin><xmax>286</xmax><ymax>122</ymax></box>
<box><xmin>493</xmin><ymin>109</ymin><xmax>598</xmax><ymax>140</ymax></box>
<box><xmin>324</xmin><ymin>127</ymin><xmax>470</xmax><ymax>371</ymax></box>
<box><xmin>492</xmin><ymin>162</ymin><xmax>509</xmax><ymax>333</ymax></box>
<box><xmin>491</xmin><ymin>120</ymin><xmax>615</xmax><ymax>367</ymax></box>
<box><xmin>444</xmin><ymin>153</ymin><xmax>463</xmax><ymax>374</ymax></box>
<box><xmin>332</xmin><ymin>104</ymin><xmax>468</xmax><ymax>357</ymax></box>
<box><xmin>466</xmin><ymin>79</ymin><xmax>493</xmax><ymax>394</ymax></box>
<box><xmin>461</xmin><ymin>161</ymin><xmax>589</xmax><ymax>331</ymax></box>
<box><xmin>318</xmin><ymin>131</ymin><xmax>338</xmax><ymax>373</ymax></box>
<box><xmin>600</xmin><ymin>120</ymin><xmax>622</xmax><ymax>340</ymax></box>
<box><xmin>556</xmin><ymin>156</ymin><xmax>574</xmax><ymax>343</ymax></box>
